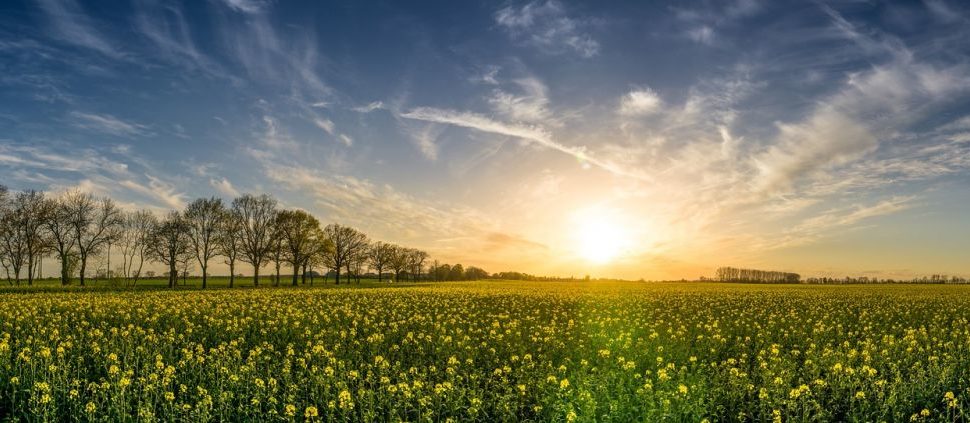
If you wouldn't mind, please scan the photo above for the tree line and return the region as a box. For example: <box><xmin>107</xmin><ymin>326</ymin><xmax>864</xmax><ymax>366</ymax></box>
<box><xmin>0</xmin><ymin>184</ymin><xmax>488</xmax><ymax>288</ymax></box>
<box><xmin>714</xmin><ymin>266</ymin><xmax>801</xmax><ymax>284</ymax></box>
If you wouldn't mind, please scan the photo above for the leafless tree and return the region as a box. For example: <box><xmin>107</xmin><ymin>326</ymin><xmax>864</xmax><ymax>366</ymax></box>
<box><xmin>13</xmin><ymin>190</ymin><xmax>47</xmax><ymax>285</ymax></box>
<box><xmin>184</xmin><ymin>197</ymin><xmax>224</xmax><ymax>289</ymax></box>
<box><xmin>306</xmin><ymin>232</ymin><xmax>334</xmax><ymax>286</ymax></box>
<box><xmin>276</xmin><ymin>209</ymin><xmax>321</xmax><ymax>286</ymax></box>
<box><xmin>217</xmin><ymin>208</ymin><xmax>244</xmax><ymax>288</ymax></box>
<box><xmin>43</xmin><ymin>195</ymin><xmax>77</xmax><ymax>285</ymax></box>
<box><xmin>368</xmin><ymin>241</ymin><xmax>394</xmax><ymax>283</ymax></box>
<box><xmin>321</xmin><ymin>223</ymin><xmax>368</xmax><ymax>285</ymax></box>
<box><xmin>388</xmin><ymin>245</ymin><xmax>410</xmax><ymax>282</ymax></box>
<box><xmin>407</xmin><ymin>249</ymin><xmax>429</xmax><ymax>282</ymax></box>
<box><xmin>233</xmin><ymin>194</ymin><xmax>277</xmax><ymax>287</ymax></box>
<box><xmin>66</xmin><ymin>192</ymin><xmax>122</xmax><ymax>286</ymax></box>
<box><xmin>0</xmin><ymin>205</ymin><xmax>24</xmax><ymax>285</ymax></box>
<box><xmin>118</xmin><ymin>210</ymin><xmax>156</xmax><ymax>286</ymax></box>
<box><xmin>146</xmin><ymin>211</ymin><xmax>191</xmax><ymax>288</ymax></box>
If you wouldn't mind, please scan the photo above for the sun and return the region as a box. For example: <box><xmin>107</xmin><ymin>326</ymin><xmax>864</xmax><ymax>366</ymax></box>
<box><xmin>575</xmin><ymin>215</ymin><xmax>629</xmax><ymax>264</ymax></box>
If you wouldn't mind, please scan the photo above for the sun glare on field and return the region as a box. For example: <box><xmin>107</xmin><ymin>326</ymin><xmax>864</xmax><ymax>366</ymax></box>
<box><xmin>575</xmin><ymin>213</ymin><xmax>630</xmax><ymax>264</ymax></box>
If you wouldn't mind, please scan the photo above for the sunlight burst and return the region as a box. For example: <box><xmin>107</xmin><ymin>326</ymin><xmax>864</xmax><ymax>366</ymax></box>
<box><xmin>576</xmin><ymin>214</ymin><xmax>629</xmax><ymax>264</ymax></box>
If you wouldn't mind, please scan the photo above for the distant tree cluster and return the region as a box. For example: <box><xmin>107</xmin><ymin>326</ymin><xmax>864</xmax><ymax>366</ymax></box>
<box><xmin>425</xmin><ymin>262</ymin><xmax>489</xmax><ymax>281</ymax></box>
<box><xmin>0</xmin><ymin>184</ymin><xmax>494</xmax><ymax>288</ymax></box>
<box><xmin>803</xmin><ymin>275</ymin><xmax>970</xmax><ymax>284</ymax></box>
<box><xmin>715</xmin><ymin>267</ymin><xmax>801</xmax><ymax>283</ymax></box>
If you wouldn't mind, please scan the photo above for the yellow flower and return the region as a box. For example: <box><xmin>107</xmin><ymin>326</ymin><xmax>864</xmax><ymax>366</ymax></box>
<box><xmin>678</xmin><ymin>384</ymin><xmax>688</xmax><ymax>395</ymax></box>
<box><xmin>85</xmin><ymin>402</ymin><xmax>97</xmax><ymax>414</ymax></box>
<box><xmin>285</xmin><ymin>404</ymin><xmax>296</xmax><ymax>417</ymax></box>
<box><xmin>560</xmin><ymin>378</ymin><xmax>570</xmax><ymax>390</ymax></box>
<box><xmin>304</xmin><ymin>405</ymin><xmax>318</xmax><ymax>418</ymax></box>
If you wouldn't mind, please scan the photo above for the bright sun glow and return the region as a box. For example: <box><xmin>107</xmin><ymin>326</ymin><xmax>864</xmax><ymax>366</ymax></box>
<box><xmin>576</xmin><ymin>215</ymin><xmax>629</xmax><ymax>264</ymax></box>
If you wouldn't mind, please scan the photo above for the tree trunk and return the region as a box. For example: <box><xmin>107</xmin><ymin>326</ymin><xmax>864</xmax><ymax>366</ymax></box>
<box><xmin>292</xmin><ymin>264</ymin><xmax>299</xmax><ymax>286</ymax></box>
<box><xmin>201</xmin><ymin>263</ymin><xmax>207</xmax><ymax>289</ymax></box>
<box><xmin>229</xmin><ymin>261</ymin><xmax>235</xmax><ymax>288</ymax></box>
<box><xmin>377</xmin><ymin>267</ymin><xmax>382</xmax><ymax>283</ymax></box>
<box><xmin>274</xmin><ymin>262</ymin><xmax>280</xmax><ymax>287</ymax></box>
<box><xmin>169</xmin><ymin>262</ymin><xmax>176</xmax><ymax>288</ymax></box>
<box><xmin>301</xmin><ymin>262</ymin><xmax>307</xmax><ymax>285</ymax></box>
<box><xmin>334</xmin><ymin>264</ymin><xmax>341</xmax><ymax>285</ymax></box>
<box><xmin>60</xmin><ymin>254</ymin><xmax>69</xmax><ymax>285</ymax></box>
<box><xmin>253</xmin><ymin>265</ymin><xmax>259</xmax><ymax>287</ymax></box>
<box><xmin>26</xmin><ymin>256</ymin><xmax>34</xmax><ymax>286</ymax></box>
<box><xmin>79</xmin><ymin>255</ymin><xmax>87</xmax><ymax>286</ymax></box>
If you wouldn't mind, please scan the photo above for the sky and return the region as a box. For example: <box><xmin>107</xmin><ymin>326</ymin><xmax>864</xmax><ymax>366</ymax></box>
<box><xmin>2</xmin><ymin>0</ymin><xmax>970</xmax><ymax>280</ymax></box>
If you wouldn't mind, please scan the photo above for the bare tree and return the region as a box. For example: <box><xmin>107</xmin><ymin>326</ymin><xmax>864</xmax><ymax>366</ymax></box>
<box><xmin>118</xmin><ymin>210</ymin><xmax>156</xmax><ymax>287</ymax></box>
<box><xmin>66</xmin><ymin>192</ymin><xmax>122</xmax><ymax>286</ymax></box>
<box><xmin>233</xmin><ymin>194</ymin><xmax>277</xmax><ymax>287</ymax></box>
<box><xmin>407</xmin><ymin>249</ymin><xmax>429</xmax><ymax>282</ymax></box>
<box><xmin>43</xmin><ymin>195</ymin><xmax>76</xmax><ymax>285</ymax></box>
<box><xmin>0</xmin><ymin>186</ymin><xmax>9</xmax><ymax>285</ymax></box>
<box><xmin>0</xmin><ymin>206</ymin><xmax>24</xmax><ymax>285</ymax></box>
<box><xmin>217</xmin><ymin>209</ymin><xmax>244</xmax><ymax>288</ymax></box>
<box><xmin>146</xmin><ymin>211</ymin><xmax>190</xmax><ymax>288</ymax></box>
<box><xmin>321</xmin><ymin>223</ymin><xmax>369</xmax><ymax>285</ymax></box>
<box><xmin>368</xmin><ymin>241</ymin><xmax>393</xmax><ymax>283</ymax></box>
<box><xmin>276</xmin><ymin>209</ymin><xmax>320</xmax><ymax>286</ymax></box>
<box><xmin>388</xmin><ymin>245</ymin><xmax>410</xmax><ymax>282</ymax></box>
<box><xmin>13</xmin><ymin>190</ymin><xmax>47</xmax><ymax>285</ymax></box>
<box><xmin>349</xmin><ymin>246</ymin><xmax>369</xmax><ymax>284</ymax></box>
<box><xmin>184</xmin><ymin>197</ymin><xmax>224</xmax><ymax>289</ymax></box>
<box><xmin>305</xmin><ymin>232</ymin><xmax>334</xmax><ymax>286</ymax></box>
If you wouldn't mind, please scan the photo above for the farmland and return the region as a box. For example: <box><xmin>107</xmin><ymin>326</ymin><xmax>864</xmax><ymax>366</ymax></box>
<box><xmin>2</xmin><ymin>281</ymin><xmax>970</xmax><ymax>421</ymax></box>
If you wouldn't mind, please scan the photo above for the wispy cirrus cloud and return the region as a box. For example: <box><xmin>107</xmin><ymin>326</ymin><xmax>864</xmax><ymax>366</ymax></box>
<box><xmin>400</xmin><ymin>107</ymin><xmax>644</xmax><ymax>180</ymax></box>
<box><xmin>495</xmin><ymin>0</ymin><xmax>599</xmax><ymax>58</ymax></box>
<box><xmin>218</xmin><ymin>0</ymin><xmax>273</xmax><ymax>14</ymax></box>
<box><xmin>70</xmin><ymin>112</ymin><xmax>149</xmax><ymax>137</ymax></box>
<box><xmin>35</xmin><ymin>0</ymin><xmax>122</xmax><ymax>58</ymax></box>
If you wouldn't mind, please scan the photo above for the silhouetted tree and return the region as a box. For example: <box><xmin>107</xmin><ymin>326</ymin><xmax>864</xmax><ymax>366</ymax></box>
<box><xmin>464</xmin><ymin>266</ymin><xmax>489</xmax><ymax>280</ymax></box>
<box><xmin>368</xmin><ymin>241</ymin><xmax>393</xmax><ymax>282</ymax></box>
<box><xmin>217</xmin><ymin>208</ymin><xmax>244</xmax><ymax>288</ymax></box>
<box><xmin>145</xmin><ymin>211</ymin><xmax>191</xmax><ymax>288</ymax></box>
<box><xmin>184</xmin><ymin>197</ymin><xmax>224</xmax><ymax>289</ymax></box>
<box><xmin>275</xmin><ymin>209</ymin><xmax>321</xmax><ymax>286</ymax></box>
<box><xmin>321</xmin><ymin>223</ymin><xmax>368</xmax><ymax>285</ymax></box>
<box><xmin>118</xmin><ymin>210</ymin><xmax>155</xmax><ymax>286</ymax></box>
<box><xmin>43</xmin><ymin>194</ymin><xmax>76</xmax><ymax>285</ymax></box>
<box><xmin>233</xmin><ymin>194</ymin><xmax>277</xmax><ymax>287</ymax></box>
<box><xmin>66</xmin><ymin>192</ymin><xmax>122</xmax><ymax>286</ymax></box>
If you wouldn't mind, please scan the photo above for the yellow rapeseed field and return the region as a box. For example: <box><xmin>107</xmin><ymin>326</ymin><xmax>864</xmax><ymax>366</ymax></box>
<box><xmin>2</xmin><ymin>281</ymin><xmax>970</xmax><ymax>421</ymax></box>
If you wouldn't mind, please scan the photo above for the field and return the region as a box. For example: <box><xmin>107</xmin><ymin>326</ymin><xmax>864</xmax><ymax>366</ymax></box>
<box><xmin>2</xmin><ymin>281</ymin><xmax>970</xmax><ymax>422</ymax></box>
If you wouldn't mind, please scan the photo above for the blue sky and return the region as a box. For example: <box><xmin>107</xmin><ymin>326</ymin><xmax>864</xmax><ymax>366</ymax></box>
<box><xmin>2</xmin><ymin>0</ymin><xmax>970</xmax><ymax>279</ymax></box>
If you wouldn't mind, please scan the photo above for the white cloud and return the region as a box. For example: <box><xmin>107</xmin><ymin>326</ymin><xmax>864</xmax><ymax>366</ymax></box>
<box><xmin>209</xmin><ymin>177</ymin><xmax>240</xmax><ymax>198</ymax></box>
<box><xmin>134</xmin><ymin>1</ymin><xmax>222</xmax><ymax>77</ymax></box>
<box><xmin>754</xmin><ymin>106</ymin><xmax>877</xmax><ymax>193</ymax></box>
<box><xmin>338</xmin><ymin>134</ymin><xmax>354</xmax><ymax>147</ymax></box>
<box><xmin>313</xmin><ymin>117</ymin><xmax>335</xmax><ymax>135</ymax></box>
<box><xmin>219</xmin><ymin>0</ymin><xmax>272</xmax><ymax>14</ymax></box>
<box><xmin>119</xmin><ymin>175</ymin><xmax>186</xmax><ymax>210</ymax></box>
<box><xmin>488</xmin><ymin>77</ymin><xmax>552</xmax><ymax>123</ymax></box>
<box><xmin>351</xmin><ymin>101</ymin><xmax>385</xmax><ymax>113</ymax></box>
<box><xmin>36</xmin><ymin>0</ymin><xmax>121</xmax><ymax>58</ymax></box>
<box><xmin>618</xmin><ymin>87</ymin><xmax>662</xmax><ymax>116</ymax></box>
<box><xmin>400</xmin><ymin>107</ymin><xmax>648</xmax><ymax>181</ymax></box>
<box><xmin>687</xmin><ymin>26</ymin><xmax>714</xmax><ymax>45</ymax></box>
<box><xmin>495</xmin><ymin>0</ymin><xmax>599</xmax><ymax>58</ymax></box>
<box><xmin>70</xmin><ymin>112</ymin><xmax>149</xmax><ymax>137</ymax></box>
